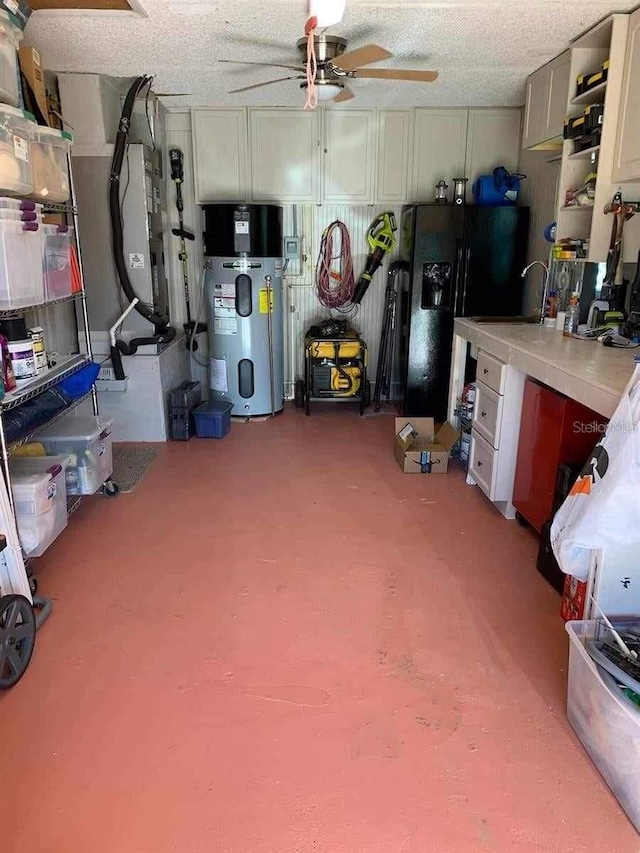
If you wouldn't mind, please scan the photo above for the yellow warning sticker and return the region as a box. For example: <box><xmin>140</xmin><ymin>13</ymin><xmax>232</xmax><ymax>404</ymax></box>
<box><xmin>259</xmin><ymin>288</ymin><xmax>274</xmax><ymax>314</ymax></box>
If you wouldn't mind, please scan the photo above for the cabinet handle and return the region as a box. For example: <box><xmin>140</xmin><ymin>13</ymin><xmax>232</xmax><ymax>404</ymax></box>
<box><xmin>483</xmin><ymin>367</ymin><xmax>489</xmax><ymax>375</ymax></box>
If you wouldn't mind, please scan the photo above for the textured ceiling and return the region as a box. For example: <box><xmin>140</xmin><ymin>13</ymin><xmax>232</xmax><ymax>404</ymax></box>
<box><xmin>24</xmin><ymin>0</ymin><xmax>638</xmax><ymax>108</ymax></box>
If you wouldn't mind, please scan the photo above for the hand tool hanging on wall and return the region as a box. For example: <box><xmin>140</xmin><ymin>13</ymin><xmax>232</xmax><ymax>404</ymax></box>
<box><xmin>352</xmin><ymin>211</ymin><xmax>397</xmax><ymax>304</ymax></box>
<box><xmin>604</xmin><ymin>190</ymin><xmax>640</xmax><ymax>288</ymax></box>
<box><xmin>169</xmin><ymin>148</ymin><xmax>205</xmax><ymax>349</ymax></box>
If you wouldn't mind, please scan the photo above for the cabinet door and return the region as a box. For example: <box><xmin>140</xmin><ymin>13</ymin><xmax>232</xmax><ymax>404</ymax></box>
<box><xmin>376</xmin><ymin>110</ymin><xmax>412</xmax><ymax>203</ymax></box>
<box><xmin>465</xmin><ymin>109</ymin><xmax>522</xmax><ymax>200</ymax></box>
<box><xmin>410</xmin><ymin>109</ymin><xmax>468</xmax><ymax>201</ymax></box>
<box><xmin>545</xmin><ymin>51</ymin><xmax>571</xmax><ymax>141</ymax></box>
<box><xmin>250</xmin><ymin>109</ymin><xmax>320</xmax><ymax>202</ymax></box>
<box><xmin>322</xmin><ymin>109</ymin><xmax>376</xmax><ymax>203</ymax></box>
<box><xmin>614</xmin><ymin>8</ymin><xmax>640</xmax><ymax>182</ymax></box>
<box><xmin>522</xmin><ymin>68</ymin><xmax>548</xmax><ymax>149</ymax></box>
<box><xmin>191</xmin><ymin>109</ymin><xmax>248</xmax><ymax>203</ymax></box>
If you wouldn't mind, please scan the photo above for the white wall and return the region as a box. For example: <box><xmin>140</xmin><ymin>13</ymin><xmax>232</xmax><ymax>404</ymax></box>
<box><xmin>518</xmin><ymin>147</ymin><xmax>560</xmax><ymax>315</ymax></box>
<box><xmin>164</xmin><ymin>110</ymin><xmax>401</xmax><ymax>398</ymax></box>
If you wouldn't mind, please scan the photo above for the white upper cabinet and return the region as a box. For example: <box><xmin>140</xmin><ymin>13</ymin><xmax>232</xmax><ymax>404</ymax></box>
<box><xmin>250</xmin><ymin>109</ymin><xmax>320</xmax><ymax>202</ymax></box>
<box><xmin>191</xmin><ymin>109</ymin><xmax>249</xmax><ymax>203</ymax></box>
<box><xmin>376</xmin><ymin>110</ymin><xmax>412</xmax><ymax>203</ymax></box>
<box><xmin>522</xmin><ymin>67</ymin><xmax>548</xmax><ymax>149</ymax></box>
<box><xmin>410</xmin><ymin>109</ymin><xmax>468</xmax><ymax>201</ymax></box>
<box><xmin>322</xmin><ymin>109</ymin><xmax>376</xmax><ymax>203</ymax></box>
<box><xmin>465</xmin><ymin>109</ymin><xmax>522</xmax><ymax>199</ymax></box>
<box><xmin>522</xmin><ymin>51</ymin><xmax>571</xmax><ymax>148</ymax></box>
<box><xmin>546</xmin><ymin>52</ymin><xmax>572</xmax><ymax>141</ymax></box>
<box><xmin>614</xmin><ymin>8</ymin><xmax>640</xmax><ymax>182</ymax></box>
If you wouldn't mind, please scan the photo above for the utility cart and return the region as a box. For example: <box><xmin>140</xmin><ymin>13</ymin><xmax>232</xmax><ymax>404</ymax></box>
<box><xmin>303</xmin><ymin>328</ymin><xmax>369</xmax><ymax>416</ymax></box>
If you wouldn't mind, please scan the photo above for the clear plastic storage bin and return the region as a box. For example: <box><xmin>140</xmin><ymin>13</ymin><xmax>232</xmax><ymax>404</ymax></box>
<box><xmin>0</xmin><ymin>105</ymin><xmax>34</xmax><ymax>196</ymax></box>
<box><xmin>10</xmin><ymin>455</ymin><xmax>69</xmax><ymax>557</ymax></box>
<box><xmin>566</xmin><ymin>620</ymin><xmax>640</xmax><ymax>832</ymax></box>
<box><xmin>43</xmin><ymin>224</ymin><xmax>73</xmax><ymax>300</ymax></box>
<box><xmin>30</xmin><ymin>128</ymin><xmax>72</xmax><ymax>203</ymax></box>
<box><xmin>0</xmin><ymin>11</ymin><xmax>22</xmax><ymax>108</ymax></box>
<box><xmin>0</xmin><ymin>220</ymin><xmax>43</xmax><ymax>308</ymax></box>
<box><xmin>35</xmin><ymin>415</ymin><xmax>114</xmax><ymax>495</ymax></box>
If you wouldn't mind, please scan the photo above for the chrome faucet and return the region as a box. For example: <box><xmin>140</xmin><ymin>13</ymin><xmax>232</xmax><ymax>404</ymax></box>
<box><xmin>521</xmin><ymin>261</ymin><xmax>550</xmax><ymax>325</ymax></box>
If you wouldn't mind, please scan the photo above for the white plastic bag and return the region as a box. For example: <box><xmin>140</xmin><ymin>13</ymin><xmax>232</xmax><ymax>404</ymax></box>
<box><xmin>551</xmin><ymin>364</ymin><xmax>640</xmax><ymax>581</ymax></box>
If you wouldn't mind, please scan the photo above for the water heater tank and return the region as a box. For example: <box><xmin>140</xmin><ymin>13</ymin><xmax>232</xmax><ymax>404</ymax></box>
<box><xmin>204</xmin><ymin>204</ymin><xmax>284</xmax><ymax>417</ymax></box>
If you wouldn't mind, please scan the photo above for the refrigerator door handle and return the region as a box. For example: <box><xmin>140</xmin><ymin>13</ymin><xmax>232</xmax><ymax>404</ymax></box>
<box><xmin>461</xmin><ymin>247</ymin><xmax>471</xmax><ymax>316</ymax></box>
<box><xmin>454</xmin><ymin>240</ymin><xmax>464</xmax><ymax>315</ymax></box>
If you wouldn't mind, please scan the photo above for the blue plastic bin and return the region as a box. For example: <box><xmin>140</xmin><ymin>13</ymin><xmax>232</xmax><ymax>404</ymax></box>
<box><xmin>193</xmin><ymin>400</ymin><xmax>233</xmax><ymax>438</ymax></box>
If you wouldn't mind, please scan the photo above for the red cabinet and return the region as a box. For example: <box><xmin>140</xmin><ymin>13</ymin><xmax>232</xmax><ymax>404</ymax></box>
<box><xmin>513</xmin><ymin>379</ymin><xmax>608</xmax><ymax>532</ymax></box>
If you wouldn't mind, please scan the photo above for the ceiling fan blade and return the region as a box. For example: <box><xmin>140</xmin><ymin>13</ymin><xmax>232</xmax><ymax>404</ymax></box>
<box><xmin>333</xmin><ymin>86</ymin><xmax>355</xmax><ymax>103</ymax></box>
<box><xmin>353</xmin><ymin>69</ymin><xmax>439</xmax><ymax>82</ymax></box>
<box><xmin>332</xmin><ymin>44</ymin><xmax>392</xmax><ymax>71</ymax></box>
<box><xmin>219</xmin><ymin>59</ymin><xmax>305</xmax><ymax>73</ymax></box>
<box><xmin>228</xmin><ymin>76</ymin><xmax>304</xmax><ymax>95</ymax></box>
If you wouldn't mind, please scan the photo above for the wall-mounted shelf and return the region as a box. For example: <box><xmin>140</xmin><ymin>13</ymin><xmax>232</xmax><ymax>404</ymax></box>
<box><xmin>0</xmin><ymin>291</ymin><xmax>84</xmax><ymax>320</ymax></box>
<box><xmin>570</xmin><ymin>81</ymin><xmax>607</xmax><ymax>106</ymax></box>
<box><xmin>568</xmin><ymin>144</ymin><xmax>601</xmax><ymax>160</ymax></box>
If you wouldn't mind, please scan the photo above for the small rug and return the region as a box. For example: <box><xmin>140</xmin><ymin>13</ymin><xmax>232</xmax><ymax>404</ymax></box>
<box><xmin>112</xmin><ymin>445</ymin><xmax>159</xmax><ymax>494</ymax></box>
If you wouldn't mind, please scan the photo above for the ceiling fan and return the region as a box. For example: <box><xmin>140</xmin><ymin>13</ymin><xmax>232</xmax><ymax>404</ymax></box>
<box><xmin>219</xmin><ymin>35</ymin><xmax>439</xmax><ymax>103</ymax></box>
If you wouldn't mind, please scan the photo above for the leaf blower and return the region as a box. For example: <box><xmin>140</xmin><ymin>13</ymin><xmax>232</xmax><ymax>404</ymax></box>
<box><xmin>352</xmin><ymin>211</ymin><xmax>397</xmax><ymax>304</ymax></box>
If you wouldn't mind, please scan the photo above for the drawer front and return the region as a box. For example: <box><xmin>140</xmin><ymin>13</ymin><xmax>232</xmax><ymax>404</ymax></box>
<box><xmin>477</xmin><ymin>350</ymin><xmax>506</xmax><ymax>394</ymax></box>
<box><xmin>469</xmin><ymin>430</ymin><xmax>498</xmax><ymax>499</ymax></box>
<box><xmin>473</xmin><ymin>380</ymin><xmax>503</xmax><ymax>448</ymax></box>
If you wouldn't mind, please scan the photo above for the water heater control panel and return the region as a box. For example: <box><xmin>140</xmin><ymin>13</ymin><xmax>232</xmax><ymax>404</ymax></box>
<box><xmin>233</xmin><ymin>208</ymin><xmax>251</xmax><ymax>253</ymax></box>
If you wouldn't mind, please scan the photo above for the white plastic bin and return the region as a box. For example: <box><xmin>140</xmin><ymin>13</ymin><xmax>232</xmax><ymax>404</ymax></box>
<box><xmin>0</xmin><ymin>11</ymin><xmax>22</xmax><ymax>108</ymax></box>
<box><xmin>43</xmin><ymin>224</ymin><xmax>73</xmax><ymax>300</ymax></box>
<box><xmin>0</xmin><ymin>220</ymin><xmax>44</xmax><ymax>308</ymax></box>
<box><xmin>10</xmin><ymin>455</ymin><xmax>69</xmax><ymax>557</ymax></box>
<box><xmin>0</xmin><ymin>105</ymin><xmax>34</xmax><ymax>196</ymax></box>
<box><xmin>566</xmin><ymin>620</ymin><xmax>640</xmax><ymax>832</ymax></box>
<box><xmin>30</xmin><ymin>128</ymin><xmax>72</xmax><ymax>203</ymax></box>
<box><xmin>35</xmin><ymin>415</ymin><xmax>114</xmax><ymax>495</ymax></box>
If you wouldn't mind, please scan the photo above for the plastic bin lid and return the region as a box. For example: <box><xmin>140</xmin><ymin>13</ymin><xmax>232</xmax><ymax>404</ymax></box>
<box><xmin>38</xmin><ymin>415</ymin><xmax>114</xmax><ymax>443</ymax></box>
<box><xmin>11</xmin><ymin>454</ymin><xmax>70</xmax><ymax>482</ymax></box>
<box><xmin>0</xmin><ymin>103</ymin><xmax>35</xmax><ymax>122</ymax></box>
<box><xmin>34</xmin><ymin>126</ymin><xmax>73</xmax><ymax>144</ymax></box>
<box><xmin>195</xmin><ymin>400</ymin><xmax>234</xmax><ymax>415</ymax></box>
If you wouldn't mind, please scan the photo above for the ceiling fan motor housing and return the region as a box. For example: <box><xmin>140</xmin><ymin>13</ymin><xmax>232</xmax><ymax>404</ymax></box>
<box><xmin>297</xmin><ymin>35</ymin><xmax>347</xmax><ymax>68</ymax></box>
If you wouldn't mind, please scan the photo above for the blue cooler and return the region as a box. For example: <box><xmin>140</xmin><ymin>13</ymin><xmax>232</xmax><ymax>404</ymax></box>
<box><xmin>473</xmin><ymin>166</ymin><xmax>525</xmax><ymax>206</ymax></box>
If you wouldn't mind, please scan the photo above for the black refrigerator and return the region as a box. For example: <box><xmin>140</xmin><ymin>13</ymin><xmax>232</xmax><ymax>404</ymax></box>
<box><xmin>396</xmin><ymin>204</ymin><xmax>529</xmax><ymax>420</ymax></box>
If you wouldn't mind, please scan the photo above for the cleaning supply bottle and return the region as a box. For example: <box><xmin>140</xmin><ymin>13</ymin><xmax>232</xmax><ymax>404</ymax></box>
<box><xmin>564</xmin><ymin>294</ymin><xmax>580</xmax><ymax>337</ymax></box>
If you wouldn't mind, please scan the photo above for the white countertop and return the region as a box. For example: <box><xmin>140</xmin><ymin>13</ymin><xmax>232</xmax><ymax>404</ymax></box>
<box><xmin>454</xmin><ymin>319</ymin><xmax>637</xmax><ymax>418</ymax></box>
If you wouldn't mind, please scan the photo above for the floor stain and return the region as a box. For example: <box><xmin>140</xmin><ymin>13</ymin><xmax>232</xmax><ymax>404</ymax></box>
<box><xmin>243</xmin><ymin>685</ymin><xmax>330</xmax><ymax>706</ymax></box>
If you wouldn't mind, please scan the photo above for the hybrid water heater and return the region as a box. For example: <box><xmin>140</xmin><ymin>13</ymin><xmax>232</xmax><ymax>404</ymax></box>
<box><xmin>204</xmin><ymin>204</ymin><xmax>284</xmax><ymax>416</ymax></box>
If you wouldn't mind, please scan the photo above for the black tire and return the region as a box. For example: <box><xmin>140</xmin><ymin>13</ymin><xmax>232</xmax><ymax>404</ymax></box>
<box><xmin>102</xmin><ymin>480</ymin><xmax>120</xmax><ymax>498</ymax></box>
<box><xmin>294</xmin><ymin>378</ymin><xmax>306</xmax><ymax>408</ymax></box>
<box><xmin>0</xmin><ymin>595</ymin><xmax>36</xmax><ymax>689</ymax></box>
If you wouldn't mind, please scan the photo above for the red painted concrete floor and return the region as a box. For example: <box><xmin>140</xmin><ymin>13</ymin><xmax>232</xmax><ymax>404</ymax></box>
<box><xmin>0</xmin><ymin>406</ymin><xmax>637</xmax><ymax>852</ymax></box>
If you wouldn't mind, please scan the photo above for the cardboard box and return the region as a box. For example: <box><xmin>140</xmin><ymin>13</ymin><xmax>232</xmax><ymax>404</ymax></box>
<box><xmin>18</xmin><ymin>46</ymin><xmax>49</xmax><ymax>125</ymax></box>
<box><xmin>394</xmin><ymin>418</ymin><xmax>460</xmax><ymax>474</ymax></box>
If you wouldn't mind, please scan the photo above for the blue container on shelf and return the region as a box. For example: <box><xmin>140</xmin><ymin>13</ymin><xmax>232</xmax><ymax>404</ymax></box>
<box><xmin>193</xmin><ymin>400</ymin><xmax>233</xmax><ymax>439</ymax></box>
<box><xmin>56</xmin><ymin>361</ymin><xmax>100</xmax><ymax>400</ymax></box>
<box><xmin>473</xmin><ymin>166</ymin><xmax>526</xmax><ymax>206</ymax></box>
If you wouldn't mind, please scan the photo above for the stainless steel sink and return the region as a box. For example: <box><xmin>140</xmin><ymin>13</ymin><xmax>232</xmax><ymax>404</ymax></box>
<box><xmin>469</xmin><ymin>316</ymin><xmax>540</xmax><ymax>324</ymax></box>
